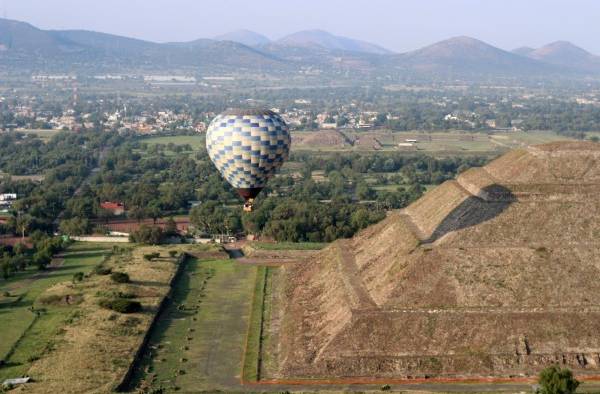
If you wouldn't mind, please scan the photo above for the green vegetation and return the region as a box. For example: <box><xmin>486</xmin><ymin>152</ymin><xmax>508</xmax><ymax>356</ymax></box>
<box><xmin>99</xmin><ymin>298</ymin><xmax>142</xmax><ymax>313</ymax></box>
<box><xmin>110</xmin><ymin>271</ymin><xmax>130</xmax><ymax>283</ymax></box>
<box><xmin>249</xmin><ymin>241</ymin><xmax>327</xmax><ymax>250</ymax></box>
<box><xmin>129</xmin><ymin>258</ymin><xmax>255</xmax><ymax>392</ymax></box>
<box><xmin>142</xmin><ymin>135</ymin><xmax>205</xmax><ymax>151</ymax></box>
<box><xmin>0</xmin><ymin>243</ymin><xmax>110</xmax><ymax>381</ymax></box>
<box><xmin>143</xmin><ymin>252</ymin><xmax>161</xmax><ymax>261</ymax></box>
<box><xmin>538</xmin><ymin>365</ymin><xmax>580</xmax><ymax>394</ymax></box>
<box><xmin>93</xmin><ymin>265</ymin><xmax>112</xmax><ymax>275</ymax></box>
<box><xmin>242</xmin><ymin>266</ymin><xmax>267</xmax><ymax>381</ymax></box>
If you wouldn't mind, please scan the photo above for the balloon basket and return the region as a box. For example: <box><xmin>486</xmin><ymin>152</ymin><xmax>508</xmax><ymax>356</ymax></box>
<box><xmin>243</xmin><ymin>199</ymin><xmax>254</xmax><ymax>212</ymax></box>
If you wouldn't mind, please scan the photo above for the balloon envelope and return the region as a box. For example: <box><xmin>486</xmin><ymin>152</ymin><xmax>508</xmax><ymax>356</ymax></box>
<box><xmin>206</xmin><ymin>109</ymin><xmax>291</xmax><ymax>202</ymax></box>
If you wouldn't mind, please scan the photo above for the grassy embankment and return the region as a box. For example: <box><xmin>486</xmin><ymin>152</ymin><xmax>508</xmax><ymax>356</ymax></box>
<box><xmin>0</xmin><ymin>242</ymin><xmax>114</xmax><ymax>381</ymax></box>
<box><xmin>2</xmin><ymin>243</ymin><xmax>213</xmax><ymax>393</ymax></box>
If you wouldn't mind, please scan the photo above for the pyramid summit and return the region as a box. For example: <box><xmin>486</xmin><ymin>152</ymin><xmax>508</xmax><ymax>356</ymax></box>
<box><xmin>273</xmin><ymin>141</ymin><xmax>600</xmax><ymax>380</ymax></box>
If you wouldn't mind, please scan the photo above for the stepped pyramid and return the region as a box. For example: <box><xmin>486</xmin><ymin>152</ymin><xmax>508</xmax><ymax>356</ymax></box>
<box><xmin>276</xmin><ymin>142</ymin><xmax>600</xmax><ymax>379</ymax></box>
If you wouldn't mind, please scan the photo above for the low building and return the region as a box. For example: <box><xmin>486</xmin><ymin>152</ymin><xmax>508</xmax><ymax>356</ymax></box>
<box><xmin>100</xmin><ymin>202</ymin><xmax>125</xmax><ymax>216</ymax></box>
<box><xmin>0</xmin><ymin>193</ymin><xmax>17</xmax><ymax>201</ymax></box>
<box><xmin>0</xmin><ymin>193</ymin><xmax>16</xmax><ymax>208</ymax></box>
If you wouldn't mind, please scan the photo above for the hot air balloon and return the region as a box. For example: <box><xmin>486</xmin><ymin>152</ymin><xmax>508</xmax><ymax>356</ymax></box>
<box><xmin>206</xmin><ymin>109</ymin><xmax>291</xmax><ymax>212</ymax></box>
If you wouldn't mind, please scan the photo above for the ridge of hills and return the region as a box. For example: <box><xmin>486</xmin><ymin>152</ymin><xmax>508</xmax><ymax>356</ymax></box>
<box><xmin>1</xmin><ymin>17</ymin><xmax>600</xmax><ymax>77</ymax></box>
<box><xmin>213</xmin><ymin>29</ymin><xmax>271</xmax><ymax>47</ymax></box>
<box><xmin>512</xmin><ymin>41</ymin><xmax>600</xmax><ymax>73</ymax></box>
<box><xmin>275</xmin><ymin>141</ymin><xmax>600</xmax><ymax>379</ymax></box>
<box><xmin>394</xmin><ymin>36</ymin><xmax>558</xmax><ymax>76</ymax></box>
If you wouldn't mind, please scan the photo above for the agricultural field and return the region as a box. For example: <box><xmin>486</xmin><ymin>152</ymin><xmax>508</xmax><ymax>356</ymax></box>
<box><xmin>140</xmin><ymin>130</ymin><xmax>575</xmax><ymax>157</ymax></box>
<box><xmin>292</xmin><ymin>129</ymin><xmax>576</xmax><ymax>156</ymax></box>
<box><xmin>0</xmin><ymin>242</ymin><xmax>113</xmax><ymax>381</ymax></box>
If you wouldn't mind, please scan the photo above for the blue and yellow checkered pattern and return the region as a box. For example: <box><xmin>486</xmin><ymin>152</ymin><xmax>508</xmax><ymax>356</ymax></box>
<box><xmin>206</xmin><ymin>109</ymin><xmax>291</xmax><ymax>189</ymax></box>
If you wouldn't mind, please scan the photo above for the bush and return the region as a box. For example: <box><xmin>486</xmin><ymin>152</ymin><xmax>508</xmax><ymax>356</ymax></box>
<box><xmin>72</xmin><ymin>272</ymin><xmax>84</xmax><ymax>283</ymax></box>
<box><xmin>538</xmin><ymin>365</ymin><xmax>580</xmax><ymax>394</ymax></box>
<box><xmin>168</xmin><ymin>250</ymin><xmax>178</xmax><ymax>258</ymax></box>
<box><xmin>129</xmin><ymin>225</ymin><xmax>165</xmax><ymax>245</ymax></box>
<box><xmin>99</xmin><ymin>298</ymin><xmax>142</xmax><ymax>314</ymax></box>
<box><xmin>93</xmin><ymin>266</ymin><xmax>112</xmax><ymax>275</ymax></box>
<box><xmin>110</xmin><ymin>272</ymin><xmax>130</xmax><ymax>283</ymax></box>
<box><xmin>38</xmin><ymin>294</ymin><xmax>64</xmax><ymax>305</ymax></box>
<box><xmin>381</xmin><ymin>385</ymin><xmax>391</xmax><ymax>391</ymax></box>
<box><xmin>143</xmin><ymin>252</ymin><xmax>160</xmax><ymax>261</ymax></box>
<box><xmin>116</xmin><ymin>291</ymin><xmax>136</xmax><ymax>299</ymax></box>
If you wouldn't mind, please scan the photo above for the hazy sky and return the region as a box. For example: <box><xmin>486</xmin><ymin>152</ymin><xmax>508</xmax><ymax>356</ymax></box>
<box><xmin>3</xmin><ymin>0</ymin><xmax>600</xmax><ymax>53</ymax></box>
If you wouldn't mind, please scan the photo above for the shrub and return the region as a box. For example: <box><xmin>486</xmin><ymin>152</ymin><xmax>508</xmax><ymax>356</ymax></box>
<box><xmin>116</xmin><ymin>291</ymin><xmax>136</xmax><ymax>299</ymax></box>
<box><xmin>129</xmin><ymin>225</ymin><xmax>165</xmax><ymax>245</ymax></box>
<box><xmin>2</xmin><ymin>291</ymin><xmax>9</xmax><ymax>297</ymax></box>
<box><xmin>381</xmin><ymin>385</ymin><xmax>391</xmax><ymax>391</ymax></box>
<box><xmin>538</xmin><ymin>365</ymin><xmax>579</xmax><ymax>394</ymax></box>
<box><xmin>93</xmin><ymin>266</ymin><xmax>112</xmax><ymax>275</ymax></box>
<box><xmin>72</xmin><ymin>272</ymin><xmax>84</xmax><ymax>283</ymax></box>
<box><xmin>168</xmin><ymin>250</ymin><xmax>178</xmax><ymax>258</ymax></box>
<box><xmin>99</xmin><ymin>298</ymin><xmax>142</xmax><ymax>314</ymax></box>
<box><xmin>143</xmin><ymin>252</ymin><xmax>160</xmax><ymax>261</ymax></box>
<box><xmin>27</xmin><ymin>354</ymin><xmax>40</xmax><ymax>362</ymax></box>
<box><xmin>38</xmin><ymin>294</ymin><xmax>64</xmax><ymax>305</ymax></box>
<box><xmin>110</xmin><ymin>272</ymin><xmax>130</xmax><ymax>283</ymax></box>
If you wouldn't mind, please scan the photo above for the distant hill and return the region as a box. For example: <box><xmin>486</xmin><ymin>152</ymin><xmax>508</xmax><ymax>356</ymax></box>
<box><xmin>214</xmin><ymin>29</ymin><xmax>271</xmax><ymax>47</ymax></box>
<box><xmin>163</xmin><ymin>38</ymin><xmax>286</xmax><ymax>70</ymax></box>
<box><xmin>50</xmin><ymin>29</ymin><xmax>159</xmax><ymax>54</ymax></box>
<box><xmin>0</xmin><ymin>18</ymin><xmax>286</xmax><ymax>73</ymax></box>
<box><xmin>394</xmin><ymin>36</ymin><xmax>557</xmax><ymax>76</ymax></box>
<box><xmin>0</xmin><ymin>18</ymin><xmax>83</xmax><ymax>53</ymax></box>
<box><xmin>2</xmin><ymin>17</ymin><xmax>600</xmax><ymax>79</ymax></box>
<box><xmin>511</xmin><ymin>46</ymin><xmax>535</xmax><ymax>56</ymax></box>
<box><xmin>526</xmin><ymin>41</ymin><xmax>600</xmax><ymax>73</ymax></box>
<box><xmin>275</xmin><ymin>29</ymin><xmax>392</xmax><ymax>55</ymax></box>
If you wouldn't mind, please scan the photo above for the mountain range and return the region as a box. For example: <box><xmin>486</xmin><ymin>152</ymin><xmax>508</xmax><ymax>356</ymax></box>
<box><xmin>511</xmin><ymin>41</ymin><xmax>600</xmax><ymax>73</ymax></box>
<box><xmin>1</xmin><ymin>17</ymin><xmax>599</xmax><ymax>79</ymax></box>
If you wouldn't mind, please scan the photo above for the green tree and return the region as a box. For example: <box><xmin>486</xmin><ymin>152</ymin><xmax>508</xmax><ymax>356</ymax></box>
<box><xmin>72</xmin><ymin>272</ymin><xmax>84</xmax><ymax>283</ymax></box>
<box><xmin>190</xmin><ymin>201</ymin><xmax>228</xmax><ymax>234</ymax></box>
<box><xmin>129</xmin><ymin>225</ymin><xmax>164</xmax><ymax>245</ymax></box>
<box><xmin>1</xmin><ymin>258</ymin><xmax>11</xmax><ymax>279</ymax></box>
<box><xmin>538</xmin><ymin>365</ymin><xmax>579</xmax><ymax>394</ymax></box>
<box><xmin>147</xmin><ymin>202</ymin><xmax>162</xmax><ymax>225</ymax></box>
<box><xmin>15</xmin><ymin>214</ymin><xmax>32</xmax><ymax>240</ymax></box>
<box><xmin>59</xmin><ymin>217</ymin><xmax>91</xmax><ymax>236</ymax></box>
<box><xmin>355</xmin><ymin>180</ymin><xmax>373</xmax><ymax>200</ymax></box>
<box><xmin>164</xmin><ymin>217</ymin><xmax>178</xmax><ymax>236</ymax></box>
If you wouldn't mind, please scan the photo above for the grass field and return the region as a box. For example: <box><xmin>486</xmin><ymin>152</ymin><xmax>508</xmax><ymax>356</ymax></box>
<box><xmin>242</xmin><ymin>266</ymin><xmax>267</xmax><ymax>382</ymax></box>
<box><xmin>0</xmin><ymin>243</ymin><xmax>112</xmax><ymax>381</ymax></box>
<box><xmin>248</xmin><ymin>241</ymin><xmax>327</xmax><ymax>251</ymax></box>
<box><xmin>142</xmin><ymin>135</ymin><xmax>205</xmax><ymax>151</ymax></box>
<box><xmin>16</xmin><ymin>129</ymin><xmax>61</xmax><ymax>142</ymax></box>
<box><xmin>130</xmin><ymin>257</ymin><xmax>256</xmax><ymax>392</ymax></box>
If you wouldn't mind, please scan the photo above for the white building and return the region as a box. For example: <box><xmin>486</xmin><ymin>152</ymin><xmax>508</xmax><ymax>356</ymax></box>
<box><xmin>0</xmin><ymin>193</ymin><xmax>17</xmax><ymax>201</ymax></box>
